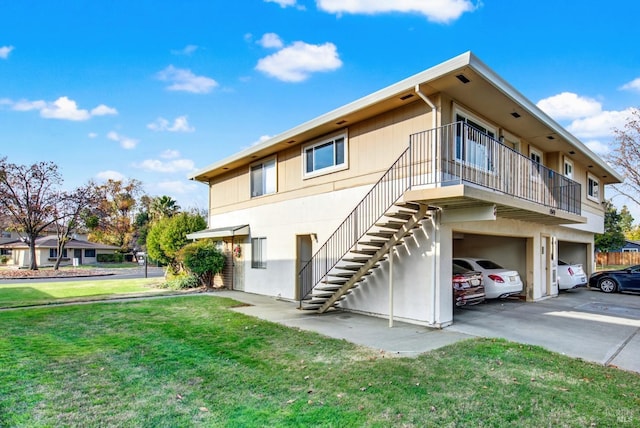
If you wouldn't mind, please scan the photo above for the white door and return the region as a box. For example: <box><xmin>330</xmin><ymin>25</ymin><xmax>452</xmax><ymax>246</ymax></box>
<box><xmin>540</xmin><ymin>237</ymin><xmax>548</xmax><ymax>297</ymax></box>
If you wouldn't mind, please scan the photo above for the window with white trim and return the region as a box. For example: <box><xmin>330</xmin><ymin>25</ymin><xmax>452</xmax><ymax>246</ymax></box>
<box><xmin>622</xmin><ymin>248</ymin><xmax>639</xmax><ymax>253</ymax></box>
<box><xmin>49</xmin><ymin>248</ymin><xmax>68</xmax><ymax>258</ymax></box>
<box><xmin>587</xmin><ymin>174</ymin><xmax>600</xmax><ymax>201</ymax></box>
<box><xmin>530</xmin><ymin>147</ymin><xmax>543</xmax><ymax>176</ymax></box>
<box><xmin>454</xmin><ymin>112</ymin><xmax>496</xmax><ymax>171</ymax></box>
<box><xmin>303</xmin><ymin>133</ymin><xmax>347</xmax><ymax>177</ymax></box>
<box><xmin>251</xmin><ymin>237</ymin><xmax>267</xmax><ymax>269</ymax></box>
<box><xmin>564</xmin><ymin>158</ymin><xmax>574</xmax><ymax>179</ymax></box>
<box><xmin>250</xmin><ymin>157</ymin><xmax>276</xmax><ymax>198</ymax></box>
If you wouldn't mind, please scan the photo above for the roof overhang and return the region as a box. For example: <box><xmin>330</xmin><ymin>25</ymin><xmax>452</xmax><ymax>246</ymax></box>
<box><xmin>186</xmin><ymin>225</ymin><xmax>250</xmax><ymax>240</ymax></box>
<box><xmin>189</xmin><ymin>51</ymin><xmax>622</xmax><ymax>185</ymax></box>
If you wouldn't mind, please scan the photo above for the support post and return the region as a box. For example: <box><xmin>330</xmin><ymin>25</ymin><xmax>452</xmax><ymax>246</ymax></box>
<box><xmin>389</xmin><ymin>248</ymin><xmax>394</xmax><ymax>328</ymax></box>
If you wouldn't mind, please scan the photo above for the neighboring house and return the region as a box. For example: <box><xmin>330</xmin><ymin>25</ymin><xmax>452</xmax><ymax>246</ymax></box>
<box><xmin>615</xmin><ymin>240</ymin><xmax>640</xmax><ymax>252</ymax></box>
<box><xmin>0</xmin><ymin>235</ymin><xmax>119</xmax><ymax>267</ymax></box>
<box><xmin>188</xmin><ymin>52</ymin><xmax>622</xmax><ymax>328</ymax></box>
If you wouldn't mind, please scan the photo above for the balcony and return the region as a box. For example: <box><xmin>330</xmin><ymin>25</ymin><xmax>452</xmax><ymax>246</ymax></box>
<box><xmin>406</xmin><ymin>123</ymin><xmax>584</xmax><ymax>225</ymax></box>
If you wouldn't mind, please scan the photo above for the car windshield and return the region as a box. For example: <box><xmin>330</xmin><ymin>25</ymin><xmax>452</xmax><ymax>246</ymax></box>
<box><xmin>476</xmin><ymin>260</ymin><xmax>504</xmax><ymax>269</ymax></box>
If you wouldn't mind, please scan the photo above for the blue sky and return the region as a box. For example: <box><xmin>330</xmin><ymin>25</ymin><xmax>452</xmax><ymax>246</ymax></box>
<box><xmin>1</xmin><ymin>0</ymin><xmax>639</xmax><ymax>216</ymax></box>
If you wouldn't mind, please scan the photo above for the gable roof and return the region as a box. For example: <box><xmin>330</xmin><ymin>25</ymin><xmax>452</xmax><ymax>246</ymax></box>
<box><xmin>0</xmin><ymin>235</ymin><xmax>119</xmax><ymax>250</ymax></box>
<box><xmin>190</xmin><ymin>51</ymin><xmax>621</xmax><ymax>186</ymax></box>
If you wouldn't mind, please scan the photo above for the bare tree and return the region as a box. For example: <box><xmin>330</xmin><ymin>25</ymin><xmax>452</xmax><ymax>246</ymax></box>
<box><xmin>0</xmin><ymin>158</ymin><xmax>62</xmax><ymax>270</ymax></box>
<box><xmin>52</xmin><ymin>182</ymin><xmax>100</xmax><ymax>270</ymax></box>
<box><xmin>608</xmin><ymin>108</ymin><xmax>640</xmax><ymax>206</ymax></box>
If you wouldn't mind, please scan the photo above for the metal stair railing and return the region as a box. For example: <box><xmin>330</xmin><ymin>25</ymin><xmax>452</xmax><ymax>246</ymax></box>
<box><xmin>298</xmin><ymin>146</ymin><xmax>414</xmax><ymax>303</ymax></box>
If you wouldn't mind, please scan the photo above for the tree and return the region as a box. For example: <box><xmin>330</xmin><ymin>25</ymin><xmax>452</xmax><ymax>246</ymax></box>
<box><xmin>149</xmin><ymin>195</ymin><xmax>180</xmax><ymax>221</ymax></box>
<box><xmin>51</xmin><ymin>182</ymin><xmax>100</xmax><ymax>270</ymax></box>
<box><xmin>594</xmin><ymin>201</ymin><xmax>626</xmax><ymax>252</ymax></box>
<box><xmin>619</xmin><ymin>205</ymin><xmax>635</xmax><ymax>236</ymax></box>
<box><xmin>0</xmin><ymin>158</ymin><xmax>62</xmax><ymax>270</ymax></box>
<box><xmin>608</xmin><ymin>108</ymin><xmax>640</xmax><ymax>207</ymax></box>
<box><xmin>146</xmin><ymin>212</ymin><xmax>206</xmax><ymax>274</ymax></box>
<box><xmin>88</xmin><ymin>179</ymin><xmax>145</xmax><ymax>253</ymax></box>
<box><xmin>180</xmin><ymin>240</ymin><xmax>225</xmax><ymax>288</ymax></box>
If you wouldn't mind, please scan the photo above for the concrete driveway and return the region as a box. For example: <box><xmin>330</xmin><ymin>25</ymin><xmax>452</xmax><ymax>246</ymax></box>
<box><xmin>220</xmin><ymin>287</ymin><xmax>640</xmax><ymax>374</ymax></box>
<box><xmin>448</xmin><ymin>288</ymin><xmax>640</xmax><ymax>373</ymax></box>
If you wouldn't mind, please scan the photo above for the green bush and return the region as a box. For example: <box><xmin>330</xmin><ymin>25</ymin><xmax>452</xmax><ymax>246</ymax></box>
<box><xmin>164</xmin><ymin>275</ymin><xmax>199</xmax><ymax>290</ymax></box>
<box><xmin>97</xmin><ymin>253</ymin><xmax>125</xmax><ymax>263</ymax></box>
<box><xmin>180</xmin><ymin>240</ymin><xmax>225</xmax><ymax>288</ymax></box>
<box><xmin>0</xmin><ymin>255</ymin><xmax>8</xmax><ymax>264</ymax></box>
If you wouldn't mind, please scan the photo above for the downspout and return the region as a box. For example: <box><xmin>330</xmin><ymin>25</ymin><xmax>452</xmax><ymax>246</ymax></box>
<box><xmin>415</xmin><ymin>85</ymin><xmax>440</xmax><ymax>327</ymax></box>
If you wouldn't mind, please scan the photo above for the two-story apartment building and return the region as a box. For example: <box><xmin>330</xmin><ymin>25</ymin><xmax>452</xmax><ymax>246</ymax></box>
<box><xmin>189</xmin><ymin>52</ymin><xmax>621</xmax><ymax>327</ymax></box>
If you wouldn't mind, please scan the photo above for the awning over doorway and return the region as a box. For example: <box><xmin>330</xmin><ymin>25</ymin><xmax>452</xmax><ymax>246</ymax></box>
<box><xmin>186</xmin><ymin>224</ymin><xmax>250</xmax><ymax>240</ymax></box>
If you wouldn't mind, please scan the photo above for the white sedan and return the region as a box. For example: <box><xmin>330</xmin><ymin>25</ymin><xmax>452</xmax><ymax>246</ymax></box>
<box><xmin>452</xmin><ymin>257</ymin><xmax>523</xmax><ymax>299</ymax></box>
<box><xmin>557</xmin><ymin>260</ymin><xmax>587</xmax><ymax>290</ymax></box>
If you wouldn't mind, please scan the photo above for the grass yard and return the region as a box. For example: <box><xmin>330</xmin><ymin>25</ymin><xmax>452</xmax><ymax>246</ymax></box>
<box><xmin>1</xmin><ymin>296</ymin><xmax>639</xmax><ymax>427</ymax></box>
<box><xmin>0</xmin><ymin>277</ymin><xmax>169</xmax><ymax>308</ymax></box>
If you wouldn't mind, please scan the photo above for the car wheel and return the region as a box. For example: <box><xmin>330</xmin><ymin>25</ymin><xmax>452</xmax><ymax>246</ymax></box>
<box><xmin>598</xmin><ymin>277</ymin><xmax>618</xmax><ymax>293</ymax></box>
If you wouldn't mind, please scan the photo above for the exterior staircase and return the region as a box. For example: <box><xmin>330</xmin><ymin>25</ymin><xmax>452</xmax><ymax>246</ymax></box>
<box><xmin>298</xmin><ymin>140</ymin><xmax>430</xmax><ymax>313</ymax></box>
<box><xmin>300</xmin><ymin>202</ymin><xmax>429</xmax><ymax>311</ymax></box>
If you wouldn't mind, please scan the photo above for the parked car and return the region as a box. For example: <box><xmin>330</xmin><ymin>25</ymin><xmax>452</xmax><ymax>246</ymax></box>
<box><xmin>453</xmin><ymin>257</ymin><xmax>523</xmax><ymax>299</ymax></box>
<box><xmin>589</xmin><ymin>265</ymin><xmax>640</xmax><ymax>293</ymax></box>
<box><xmin>557</xmin><ymin>260</ymin><xmax>587</xmax><ymax>290</ymax></box>
<box><xmin>452</xmin><ymin>264</ymin><xmax>485</xmax><ymax>306</ymax></box>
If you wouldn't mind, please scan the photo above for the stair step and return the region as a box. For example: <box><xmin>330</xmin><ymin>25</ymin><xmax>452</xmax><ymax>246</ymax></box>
<box><xmin>385</xmin><ymin>211</ymin><xmax>415</xmax><ymax>220</ymax></box>
<box><xmin>350</xmin><ymin>248</ymin><xmax>378</xmax><ymax>255</ymax></box>
<box><xmin>337</xmin><ymin>264</ymin><xmax>380</xmax><ymax>271</ymax></box>
<box><xmin>312</xmin><ymin>289</ymin><xmax>336</xmax><ymax>297</ymax></box>
<box><xmin>300</xmin><ymin>303</ymin><xmax>323</xmax><ymax>310</ymax></box>
<box><xmin>395</xmin><ymin>202</ymin><xmax>422</xmax><ymax>211</ymax></box>
<box><xmin>330</xmin><ymin>271</ymin><xmax>372</xmax><ymax>278</ymax></box>
<box><xmin>375</xmin><ymin>221</ymin><xmax>406</xmax><ymax>229</ymax></box>
<box><xmin>321</xmin><ymin>277</ymin><xmax>364</xmax><ymax>286</ymax></box>
<box><xmin>357</xmin><ymin>240</ymin><xmax>387</xmax><ymax>247</ymax></box>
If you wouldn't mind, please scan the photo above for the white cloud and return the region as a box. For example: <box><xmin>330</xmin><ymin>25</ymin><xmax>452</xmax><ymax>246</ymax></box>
<box><xmin>40</xmin><ymin>96</ymin><xmax>91</xmax><ymax>121</ymax></box>
<box><xmin>252</xmin><ymin>135</ymin><xmax>272</xmax><ymax>146</ymax></box>
<box><xmin>147</xmin><ymin>115</ymin><xmax>195</xmax><ymax>132</ymax></box>
<box><xmin>316</xmin><ymin>0</ymin><xmax>477</xmax><ymax>23</ymax></box>
<box><xmin>12</xmin><ymin>99</ymin><xmax>47</xmax><ymax>111</ymax></box>
<box><xmin>155</xmin><ymin>180</ymin><xmax>199</xmax><ymax>194</ymax></box>
<box><xmin>88</xmin><ymin>132</ymin><xmax>98</xmax><ymax>139</ymax></box>
<box><xmin>171</xmin><ymin>44</ymin><xmax>198</xmax><ymax>55</ymax></box>
<box><xmin>258</xmin><ymin>33</ymin><xmax>284</xmax><ymax>49</ymax></box>
<box><xmin>256</xmin><ymin>41</ymin><xmax>342</xmax><ymax>82</ymax></box>
<box><xmin>620</xmin><ymin>77</ymin><xmax>640</xmax><ymax>93</ymax></box>
<box><xmin>91</xmin><ymin>104</ymin><xmax>118</xmax><ymax>116</ymax></box>
<box><xmin>536</xmin><ymin>92</ymin><xmax>602</xmax><ymax>121</ymax></box>
<box><xmin>133</xmin><ymin>158</ymin><xmax>196</xmax><ymax>173</ymax></box>
<box><xmin>161</xmin><ymin>149</ymin><xmax>181</xmax><ymax>159</ymax></box>
<box><xmin>567</xmin><ymin>108</ymin><xmax>636</xmax><ymax>139</ymax></box>
<box><xmin>107</xmin><ymin>131</ymin><xmax>139</xmax><ymax>149</ymax></box>
<box><xmin>7</xmin><ymin>96</ymin><xmax>116</xmax><ymax>121</ymax></box>
<box><xmin>265</xmin><ymin>0</ymin><xmax>298</xmax><ymax>7</ymax></box>
<box><xmin>156</xmin><ymin>65</ymin><xmax>218</xmax><ymax>94</ymax></box>
<box><xmin>0</xmin><ymin>45</ymin><xmax>14</xmax><ymax>59</ymax></box>
<box><xmin>96</xmin><ymin>170</ymin><xmax>126</xmax><ymax>181</ymax></box>
<box><xmin>585</xmin><ymin>140</ymin><xmax>610</xmax><ymax>156</ymax></box>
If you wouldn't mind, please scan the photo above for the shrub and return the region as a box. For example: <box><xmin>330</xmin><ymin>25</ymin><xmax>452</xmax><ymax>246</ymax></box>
<box><xmin>163</xmin><ymin>274</ymin><xmax>199</xmax><ymax>290</ymax></box>
<box><xmin>97</xmin><ymin>253</ymin><xmax>125</xmax><ymax>263</ymax></box>
<box><xmin>180</xmin><ymin>240</ymin><xmax>225</xmax><ymax>288</ymax></box>
<box><xmin>0</xmin><ymin>255</ymin><xmax>8</xmax><ymax>264</ymax></box>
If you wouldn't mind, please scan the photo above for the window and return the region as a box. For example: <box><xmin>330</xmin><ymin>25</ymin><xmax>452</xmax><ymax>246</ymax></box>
<box><xmin>251</xmin><ymin>237</ymin><xmax>267</xmax><ymax>269</ymax></box>
<box><xmin>455</xmin><ymin>112</ymin><xmax>496</xmax><ymax>170</ymax></box>
<box><xmin>303</xmin><ymin>133</ymin><xmax>347</xmax><ymax>177</ymax></box>
<box><xmin>85</xmin><ymin>249</ymin><xmax>96</xmax><ymax>258</ymax></box>
<box><xmin>250</xmin><ymin>157</ymin><xmax>276</xmax><ymax>198</ymax></box>
<box><xmin>564</xmin><ymin>158</ymin><xmax>574</xmax><ymax>179</ymax></box>
<box><xmin>587</xmin><ymin>174</ymin><xmax>600</xmax><ymax>201</ymax></box>
<box><xmin>622</xmin><ymin>248</ymin><xmax>639</xmax><ymax>253</ymax></box>
<box><xmin>1</xmin><ymin>231</ymin><xmax>11</xmax><ymax>238</ymax></box>
<box><xmin>530</xmin><ymin>148</ymin><xmax>543</xmax><ymax>176</ymax></box>
<box><xmin>49</xmin><ymin>248</ymin><xmax>68</xmax><ymax>258</ymax></box>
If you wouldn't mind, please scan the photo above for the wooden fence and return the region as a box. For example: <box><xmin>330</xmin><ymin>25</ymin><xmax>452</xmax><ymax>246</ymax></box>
<box><xmin>596</xmin><ymin>252</ymin><xmax>640</xmax><ymax>266</ymax></box>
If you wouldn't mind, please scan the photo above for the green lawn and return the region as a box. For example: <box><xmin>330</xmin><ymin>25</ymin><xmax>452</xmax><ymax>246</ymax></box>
<box><xmin>0</xmin><ymin>277</ymin><xmax>169</xmax><ymax>308</ymax></box>
<box><xmin>1</xmin><ymin>296</ymin><xmax>639</xmax><ymax>427</ymax></box>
